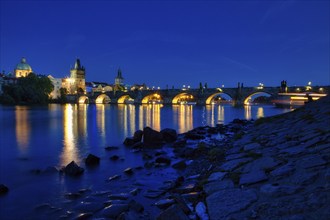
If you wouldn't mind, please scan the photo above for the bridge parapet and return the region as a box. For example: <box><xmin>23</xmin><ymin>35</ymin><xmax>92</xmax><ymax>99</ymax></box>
<box><xmin>79</xmin><ymin>85</ymin><xmax>329</xmax><ymax>105</ymax></box>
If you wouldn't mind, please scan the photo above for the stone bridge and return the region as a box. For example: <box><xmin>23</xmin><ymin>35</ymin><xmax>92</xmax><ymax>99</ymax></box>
<box><xmin>69</xmin><ymin>85</ymin><xmax>329</xmax><ymax>105</ymax></box>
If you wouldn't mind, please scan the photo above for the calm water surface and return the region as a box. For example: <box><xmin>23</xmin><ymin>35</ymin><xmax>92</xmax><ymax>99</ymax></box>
<box><xmin>0</xmin><ymin>104</ymin><xmax>290</xmax><ymax>219</ymax></box>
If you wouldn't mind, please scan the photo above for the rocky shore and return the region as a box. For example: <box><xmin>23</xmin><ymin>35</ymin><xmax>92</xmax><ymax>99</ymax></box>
<box><xmin>1</xmin><ymin>96</ymin><xmax>329</xmax><ymax>219</ymax></box>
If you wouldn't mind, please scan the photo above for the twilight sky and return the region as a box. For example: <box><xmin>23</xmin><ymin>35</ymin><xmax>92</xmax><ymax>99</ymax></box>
<box><xmin>0</xmin><ymin>0</ymin><xmax>329</xmax><ymax>88</ymax></box>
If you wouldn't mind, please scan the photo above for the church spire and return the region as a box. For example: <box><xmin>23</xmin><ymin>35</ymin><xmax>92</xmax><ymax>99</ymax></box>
<box><xmin>74</xmin><ymin>59</ymin><xmax>81</xmax><ymax>69</ymax></box>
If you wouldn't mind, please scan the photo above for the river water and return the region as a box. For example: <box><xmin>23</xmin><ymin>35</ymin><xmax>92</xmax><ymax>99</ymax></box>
<box><xmin>0</xmin><ymin>103</ymin><xmax>290</xmax><ymax>219</ymax></box>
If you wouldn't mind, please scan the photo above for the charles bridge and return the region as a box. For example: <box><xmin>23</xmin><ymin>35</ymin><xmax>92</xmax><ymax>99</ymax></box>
<box><xmin>68</xmin><ymin>84</ymin><xmax>329</xmax><ymax>105</ymax></box>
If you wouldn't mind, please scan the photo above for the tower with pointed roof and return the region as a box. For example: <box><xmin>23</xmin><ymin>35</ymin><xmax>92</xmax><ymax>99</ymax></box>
<box><xmin>15</xmin><ymin>57</ymin><xmax>33</xmax><ymax>78</ymax></box>
<box><xmin>70</xmin><ymin>58</ymin><xmax>86</xmax><ymax>94</ymax></box>
<box><xmin>115</xmin><ymin>68</ymin><xmax>124</xmax><ymax>86</ymax></box>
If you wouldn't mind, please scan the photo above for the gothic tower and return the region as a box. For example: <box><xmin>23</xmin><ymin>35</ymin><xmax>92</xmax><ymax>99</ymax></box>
<box><xmin>70</xmin><ymin>59</ymin><xmax>86</xmax><ymax>93</ymax></box>
<box><xmin>115</xmin><ymin>68</ymin><xmax>124</xmax><ymax>86</ymax></box>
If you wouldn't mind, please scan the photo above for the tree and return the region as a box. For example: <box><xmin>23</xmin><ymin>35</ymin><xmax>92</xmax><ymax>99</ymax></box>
<box><xmin>0</xmin><ymin>73</ymin><xmax>54</xmax><ymax>104</ymax></box>
<box><xmin>59</xmin><ymin>88</ymin><xmax>68</xmax><ymax>103</ymax></box>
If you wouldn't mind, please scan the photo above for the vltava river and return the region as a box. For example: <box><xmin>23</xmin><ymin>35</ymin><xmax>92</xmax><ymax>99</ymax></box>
<box><xmin>0</xmin><ymin>103</ymin><xmax>290</xmax><ymax>219</ymax></box>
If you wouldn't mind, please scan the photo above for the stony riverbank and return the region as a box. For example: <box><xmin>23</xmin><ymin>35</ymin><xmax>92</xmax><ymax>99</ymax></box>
<box><xmin>1</xmin><ymin>96</ymin><xmax>329</xmax><ymax>219</ymax></box>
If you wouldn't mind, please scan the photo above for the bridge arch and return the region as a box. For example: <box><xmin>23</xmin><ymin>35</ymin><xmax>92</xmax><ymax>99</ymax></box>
<box><xmin>96</xmin><ymin>94</ymin><xmax>111</xmax><ymax>104</ymax></box>
<box><xmin>78</xmin><ymin>96</ymin><xmax>89</xmax><ymax>104</ymax></box>
<box><xmin>118</xmin><ymin>95</ymin><xmax>134</xmax><ymax>104</ymax></box>
<box><xmin>243</xmin><ymin>92</ymin><xmax>272</xmax><ymax>105</ymax></box>
<box><xmin>172</xmin><ymin>93</ymin><xmax>195</xmax><ymax>104</ymax></box>
<box><xmin>205</xmin><ymin>92</ymin><xmax>233</xmax><ymax>105</ymax></box>
<box><xmin>141</xmin><ymin>93</ymin><xmax>163</xmax><ymax>104</ymax></box>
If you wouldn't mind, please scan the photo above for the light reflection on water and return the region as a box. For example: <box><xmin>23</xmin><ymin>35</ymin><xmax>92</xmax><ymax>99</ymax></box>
<box><xmin>15</xmin><ymin>106</ymin><xmax>30</xmax><ymax>153</ymax></box>
<box><xmin>0</xmin><ymin>103</ymin><xmax>291</xmax><ymax>219</ymax></box>
<box><xmin>11</xmin><ymin>103</ymin><xmax>291</xmax><ymax>166</ymax></box>
<box><xmin>61</xmin><ymin>104</ymin><xmax>79</xmax><ymax>165</ymax></box>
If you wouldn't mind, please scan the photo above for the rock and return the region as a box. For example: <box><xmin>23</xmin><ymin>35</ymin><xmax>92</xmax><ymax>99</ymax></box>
<box><xmin>207</xmin><ymin>172</ymin><xmax>227</xmax><ymax>182</ymax></box>
<box><xmin>260</xmin><ymin>183</ymin><xmax>300</xmax><ymax>197</ymax></box>
<box><xmin>65</xmin><ymin>192</ymin><xmax>82</xmax><ymax>200</ymax></box>
<box><xmin>101</xmin><ymin>204</ymin><xmax>129</xmax><ymax>218</ymax></box>
<box><xmin>172</xmin><ymin>139</ymin><xmax>187</xmax><ymax>148</ymax></box>
<box><xmin>110</xmin><ymin>155</ymin><xmax>120</xmax><ymax>161</ymax></box>
<box><xmin>154</xmin><ymin>199</ymin><xmax>175</xmax><ymax>209</ymax></box>
<box><xmin>0</xmin><ymin>184</ymin><xmax>9</xmax><ymax>194</ymax></box>
<box><xmin>143</xmin><ymin>127</ymin><xmax>164</xmax><ymax>147</ymax></box>
<box><xmin>173</xmin><ymin>194</ymin><xmax>191</xmax><ymax>214</ymax></box>
<box><xmin>74</xmin><ymin>201</ymin><xmax>104</xmax><ymax>213</ymax></box>
<box><xmin>220</xmin><ymin>158</ymin><xmax>251</xmax><ymax>172</ymax></box>
<box><xmin>85</xmin><ymin>154</ymin><xmax>100</xmax><ymax>166</ymax></box>
<box><xmin>185</xmin><ymin>132</ymin><xmax>205</xmax><ymax>140</ymax></box>
<box><xmin>181</xmin><ymin>192</ymin><xmax>201</xmax><ymax>203</ymax></box>
<box><xmin>123</xmin><ymin>137</ymin><xmax>137</xmax><ymax>146</ymax></box>
<box><xmin>161</xmin><ymin>128</ymin><xmax>177</xmax><ymax>143</ymax></box>
<box><xmin>206</xmin><ymin>189</ymin><xmax>257</xmax><ymax>219</ymax></box>
<box><xmin>291</xmin><ymin>172</ymin><xmax>319</xmax><ymax>185</ymax></box>
<box><xmin>155</xmin><ymin>156</ymin><xmax>171</xmax><ymax>165</ymax></box>
<box><xmin>117</xmin><ymin>210</ymin><xmax>140</xmax><ymax>220</ymax></box>
<box><xmin>270</xmin><ymin>162</ymin><xmax>295</xmax><ymax>178</ymax></box>
<box><xmin>105</xmin><ymin>146</ymin><xmax>119</xmax><ymax>151</ymax></box>
<box><xmin>108</xmin><ymin>174</ymin><xmax>121</xmax><ymax>181</ymax></box>
<box><xmin>131</xmin><ymin>141</ymin><xmax>143</xmax><ymax>149</ymax></box>
<box><xmin>108</xmin><ymin>193</ymin><xmax>130</xmax><ymax>200</ymax></box>
<box><xmin>244</xmin><ymin>142</ymin><xmax>261</xmax><ymax>151</ymax></box>
<box><xmin>196</xmin><ymin>202</ymin><xmax>209</xmax><ymax>220</ymax></box>
<box><xmin>129</xmin><ymin>188</ymin><xmax>140</xmax><ymax>196</ymax></box>
<box><xmin>172</xmin><ymin>160</ymin><xmax>186</xmax><ymax>169</ymax></box>
<box><xmin>75</xmin><ymin>213</ymin><xmax>93</xmax><ymax>220</ymax></box>
<box><xmin>143</xmin><ymin>189</ymin><xmax>165</xmax><ymax>198</ymax></box>
<box><xmin>133</xmin><ymin>130</ymin><xmax>143</xmax><ymax>142</ymax></box>
<box><xmin>203</xmin><ymin>180</ymin><xmax>234</xmax><ymax>196</ymax></box>
<box><xmin>242</xmin><ymin>156</ymin><xmax>279</xmax><ymax>173</ymax></box>
<box><xmin>124</xmin><ymin>168</ymin><xmax>134</xmax><ymax>175</ymax></box>
<box><xmin>156</xmin><ymin>204</ymin><xmax>190</xmax><ymax>220</ymax></box>
<box><xmin>174</xmin><ymin>182</ymin><xmax>197</xmax><ymax>194</ymax></box>
<box><xmin>239</xmin><ymin>170</ymin><xmax>268</xmax><ymax>185</ymax></box>
<box><xmin>279</xmin><ymin>146</ymin><xmax>306</xmax><ymax>156</ymax></box>
<box><xmin>62</xmin><ymin>161</ymin><xmax>84</xmax><ymax>176</ymax></box>
<box><xmin>129</xmin><ymin>200</ymin><xmax>144</xmax><ymax>213</ymax></box>
<box><xmin>299</xmin><ymin>155</ymin><xmax>328</xmax><ymax>169</ymax></box>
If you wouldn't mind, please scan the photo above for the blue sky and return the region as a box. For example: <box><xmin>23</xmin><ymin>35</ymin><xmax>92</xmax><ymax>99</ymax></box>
<box><xmin>0</xmin><ymin>0</ymin><xmax>329</xmax><ymax>88</ymax></box>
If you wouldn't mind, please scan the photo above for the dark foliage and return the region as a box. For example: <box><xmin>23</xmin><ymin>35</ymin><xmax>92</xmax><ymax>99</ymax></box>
<box><xmin>0</xmin><ymin>73</ymin><xmax>54</xmax><ymax>104</ymax></box>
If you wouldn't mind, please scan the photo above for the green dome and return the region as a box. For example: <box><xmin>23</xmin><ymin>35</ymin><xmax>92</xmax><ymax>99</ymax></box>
<box><xmin>16</xmin><ymin>58</ymin><xmax>32</xmax><ymax>70</ymax></box>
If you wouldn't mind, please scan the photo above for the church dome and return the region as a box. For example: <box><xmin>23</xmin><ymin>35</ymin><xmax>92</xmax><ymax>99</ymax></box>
<box><xmin>16</xmin><ymin>58</ymin><xmax>32</xmax><ymax>70</ymax></box>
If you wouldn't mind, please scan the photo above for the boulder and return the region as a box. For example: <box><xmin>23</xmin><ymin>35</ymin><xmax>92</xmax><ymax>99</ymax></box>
<box><xmin>110</xmin><ymin>155</ymin><xmax>120</xmax><ymax>161</ymax></box>
<box><xmin>155</xmin><ymin>156</ymin><xmax>171</xmax><ymax>165</ymax></box>
<box><xmin>124</xmin><ymin>167</ymin><xmax>134</xmax><ymax>175</ymax></box>
<box><xmin>172</xmin><ymin>139</ymin><xmax>187</xmax><ymax>148</ymax></box>
<box><xmin>123</xmin><ymin>137</ymin><xmax>137</xmax><ymax>146</ymax></box>
<box><xmin>185</xmin><ymin>131</ymin><xmax>205</xmax><ymax>140</ymax></box>
<box><xmin>85</xmin><ymin>154</ymin><xmax>100</xmax><ymax>166</ymax></box>
<box><xmin>101</xmin><ymin>204</ymin><xmax>129</xmax><ymax>218</ymax></box>
<box><xmin>172</xmin><ymin>160</ymin><xmax>186</xmax><ymax>170</ymax></box>
<box><xmin>143</xmin><ymin>127</ymin><xmax>164</xmax><ymax>147</ymax></box>
<box><xmin>133</xmin><ymin>130</ymin><xmax>144</xmax><ymax>142</ymax></box>
<box><xmin>161</xmin><ymin>128</ymin><xmax>177</xmax><ymax>143</ymax></box>
<box><xmin>0</xmin><ymin>184</ymin><xmax>9</xmax><ymax>194</ymax></box>
<box><xmin>62</xmin><ymin>161</ymin><xmax>84</xmax><ymax>176</ymax></box>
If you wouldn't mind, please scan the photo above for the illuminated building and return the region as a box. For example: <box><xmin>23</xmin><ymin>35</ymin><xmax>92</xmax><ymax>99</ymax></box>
<box><xmin>115</xmin><ymin>68</ymin><xmax>124</xmax><ymax>86</ymax></box>
<box><xmin>70</xmin><ymin>59</ymin><xmax>86</xmax><ymax>94</ymax></box>
<box><xmin>15</xmin><ymin>57</ymin><xmax>33</xmax><ymax>78</ymax></box>
<box><xmin>48</xmin><ymin>75</ymin><xmax>62</xmax><ymax>98</ymax></box>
